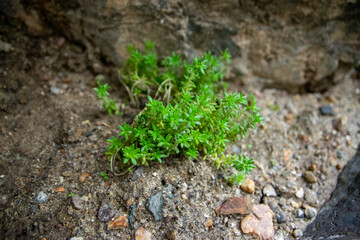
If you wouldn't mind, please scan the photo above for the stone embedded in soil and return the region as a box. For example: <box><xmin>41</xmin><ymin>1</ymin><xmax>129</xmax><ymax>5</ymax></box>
<box><xmin>205</xmin><ymin>218</ymin><xmax>213</xmax><ymax>228</ymax></box>
<box><xmin>295</xmin><ymin>188</ymin><xmax>304</xmax><ymax>199</ymax></box>
<box><xmin>146</xmin><ymin>191</ymin><xmax>164</xmax><ymax>221</ymax></box>
<box><xmin>98</xmin><ymin>202</ymin><xmax>115</xmax><ymax>222</ymax></box>
<box><xmin>269</xmin><ymin>201</ymin><xmax>287</xmax><ymax>223</ymax></box>
<box><xmin>131</xmin><ymin>166</ymin><xmax>144</xmax><ymax>181</ymax></box>
<box><xmin>305</xmin><ymin>190</ymin><xmax>318</xmax><ymax>206</ymax></box>
<box><xmin>303</xmin><ymin>171</ymin><xmax>317</xmax><ymax>183</ymax></box>
<box><xmin>241</xmin><ymin>204</ymin><xmax>274</xmax><ymax>240</ymax></box>
<box><xmin>333</xmin><ymin>116</ymin><xmax>347</xmax><ymax>131</ymax></box>
<box><xmin>319</xmin><ymin>105</ymin><xmax>334</xmax><ymax>115</ymax></box>
<box><xmin>70</xmin><ymin>237</ymin><xmax>84</xmax><ymax>240</ymax></box>
<box><xmin>304</xmin><ymin>207</ymin><xmax>317</xmax><ymax>219</ymax></box>
<box><xmin>215</xmin><ymin>196</ymin><xmax>252</xmax><ymax>215</ymax></box>
<box><xmin>62</xmin><ymin>171</ymin><xmax>72</xmax><ymax>177</ymax></box>
<box><xmin>135</xmin><ymin>227</ymin><xmax>152</xmax><ymax>240</ymax></box>
<box><xmin>55</xmin><ymin>187</ymin><xmax>65</xmax><ymax>192</ymax></box>
<box><xmin>35</xmin><ymin>191</ymin><xmax>48</xmax><ymax>203</ymax></box>
<box><xmin>78</xmin><ymin>173</ymin><xmax>89</xmax><ymax>183</ymax></box>
<box><xmin>107</xmin><ymin>216</ymin><xmax>128</xmax><ymax>230</ymax></box>
<box><xmin>72</xmin><ymin>194</ymin><xmax>84</xmax><ymax>210</ymax></box>
<box><xmin>166</xmin><ymin>229</ymin><xmax>177</xmax><ymax>240</ymax></box>
<box><xmin>293</xmin><ymin>229</ymin><xmax>303</xmax><ymax>238</ymax></box>
<box><xmin>240</xmin><ymin>179</ymin><xmax>255</xmax><ymax>193</ymax></box>
<box><xmin>262</xmin><ymin>185</ymin><xmax>277</xmax><ymax>197</ymax></box>
<box><xmin>295</xmin><ymin>208</ymin><xmax>305</xmax><ymax>218</ymax></box>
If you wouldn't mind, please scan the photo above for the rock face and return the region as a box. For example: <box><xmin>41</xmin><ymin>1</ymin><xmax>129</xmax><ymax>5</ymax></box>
<box><xmin>302</xmin><ymin>145</ymin><xmax>360</xmax><ymax>239</ymax></box>
<box><xmin>5</xmin><ymin>0</ymin><xmax>360</xmax><ymax>92</ymax></box>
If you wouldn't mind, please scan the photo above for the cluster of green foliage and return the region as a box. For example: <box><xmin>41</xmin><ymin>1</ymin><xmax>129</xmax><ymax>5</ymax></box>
<box><xmin>118</xmin><ymin>40</ymin><xmax>229</xmax><ymax>106</ymax></box>
<box><xmin>96</xmin><ymin>42</ymin><xmax>263</xmax><ymax>184</ymax></box>
<box><xmin>94</xmin><ymin>76</ymin><xmax>120</xmax><ymax>115</ymax></box>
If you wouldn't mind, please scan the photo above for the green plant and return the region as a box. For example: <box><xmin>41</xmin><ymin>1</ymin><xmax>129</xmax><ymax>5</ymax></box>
<box><xmin>102</xmin><ymin>44</ymin><xmax>263</xmax><ymax>184</ymax></box>
<box><xmin>94</xmin><ymin>76</ymin><xmax>120</xmax><ymax>115</ymax></box>
<box><xmin>68</xmin><ymin>193</ymin><xmax>74</xmax><ymax>198</ymax></box>
<box><xmin>100</xmin><ymin>171</ymin><xmax>109</xmax><ymax>180</ymax></box>
<box><xmin>118</xmin><ymin>41</ymin><xmax>230</xmax><ymax>107</ymax></box>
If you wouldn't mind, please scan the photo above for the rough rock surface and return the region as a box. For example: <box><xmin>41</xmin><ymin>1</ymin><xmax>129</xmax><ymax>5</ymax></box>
<box><xmin>302</xmin><ymin>145</ymin><xmax>360</xmax><ymax>239</ymax></box>
<box><xmin>7</xmin><ymin>0</ymin><xmax>360</xmax><ymax>92</ymax></box>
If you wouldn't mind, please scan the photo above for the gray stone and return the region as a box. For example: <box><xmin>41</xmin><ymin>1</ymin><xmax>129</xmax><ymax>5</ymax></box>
<box><xmin>305</xmin><ymin>190</ymin><xmax>318</xmax><ymax>206</ymax></box>
<box><xmin>319</xmin><ymin>105</ymin><xmax>334</xmax><ymax>116</ymax></box>
<box><xmin>303</xmin><ymin>171</ymin><xmax>317</xmax><ymax>183</ymax></box>
<box><xmin>295</xmin><ymin>188</ymin><xmax>304</xmax><ymax>199</ymax></box>
<box><xmin>146</xmin><ymin>191</ymin><xmax>164</xmax><ymax>221</ymax></box>
<box><xmin>50</xmin><ymin>87</ymin><xmax>60</xmax><ymax>95</ymax></box>
<box><xmin>293</xmin><ymin>229</ymin><xmax>303</xmax><ymax>238</ymax></box>
<box><xmin>72</xmin><ymin>194</ymin><xmax>84</xmax><ymax>210</ymax></box>
<box><xmin>295</xmin><ymin>209</ymin><xmax>304</xmax><ymax>218</ymax></box>
<box><xmin>275</xmin><ymin>210</ymin><xmax>287</xmax><ymax>224</ymax></box>
<box><xmin>35</xmin><ymin>191</ymin><xmax>48</xmax><ymax>204</ymax></box>
<box><xmin>98</xmin><ymin>202</ymin><xmax>115</xmax><ymax>222</ymax></box>
<box><xmin>305</xmin><ymin>207</ymin><xmax>317</xmax><ymax>219</ymax></box>
<box><xmin>70</xmin><ymin>238</ymin><xmax>84</xmax><ymax>240</ymax></box>
<box><xmin>131</xmin><ymin>166</ymin><xmax>144</xmax><ymax>181</ymax></box>
<box><xmin>263</xmin><ymin>185</ymin><xmax>277</xmax><ymax>197</ymax></box>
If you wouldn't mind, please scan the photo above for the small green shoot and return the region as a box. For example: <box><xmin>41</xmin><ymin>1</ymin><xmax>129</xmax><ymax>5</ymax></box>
<box><xmin>100</xmin><ymin>171</ymin><xmax>109</xmax><ymax>180</ymax></box>
<box><xmin>94</xmin><ymin>76</ymin><xmax>120</xmax><ymax>115</ymax></box>
<box><xmin>68</xmin><ymin>193</ymin><xmax>74</xmax><ymax>198</ymax></box>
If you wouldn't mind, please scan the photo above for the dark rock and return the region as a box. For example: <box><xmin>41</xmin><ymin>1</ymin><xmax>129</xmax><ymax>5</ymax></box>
<box><xmin>146</xmin><ymin>191</ymin><xmax>164</xmax><ymax>221</ymax></box>
<box><xmin>319</xmin><ymin>105</ymin><xmax>334</xmax><ymax>116</ymax></box>
<box><xmin>302</xmin><ymin>145</ymin><xmax>360</xmax><ymax>239</ymax></box>
<box><xmin>98</xmin><ymin>202</ymin><xmax>115</xmax><ymax>222</ymax></box>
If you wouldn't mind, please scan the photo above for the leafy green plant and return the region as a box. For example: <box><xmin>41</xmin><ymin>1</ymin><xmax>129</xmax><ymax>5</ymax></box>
<box><xmin>118</xmin><ymin>41</ymin><xmax>230</xmax><ymax>107</ymax></box>
<box><xmin>101</xmin><ymin>44</ymin><xmax>263</xmax><ymax>184</ymax></box>
<box><xmin>68</xmin><ymin>193</ymin><xmax>74</xmax><ymax>198</ymax></box>
<box><xmin>100</xmin><ymin>171</ymin><xmax>109</xmax><ymax>180</ymax></box>
<box><xmin>94</xmin><ymin>76</ymin><xmax>120</xmax><ymax>115</ymax></box>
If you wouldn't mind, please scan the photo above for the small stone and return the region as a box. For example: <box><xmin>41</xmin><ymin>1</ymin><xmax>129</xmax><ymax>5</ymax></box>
<box><xmin>293</xmin><ymin>229</ymin><xmax>303</xmax><ymax>238</ymax></box>
<box><xmin>305</xmin><ymin>207</ymin><xmax>317</xmax><ymax>219</ymax></box>
<box><xmin>98</xmin><ymin>202</ymin><xmax>115</xmax><ymax>222</ymax></box>
<box><xmin>147</xmin><ymin>191</ymin><xmax>164</xmax><ymax>221</ymax></box>
<box><xmin>166</xmin><ymin>230</ymin><xmax>177</xmax><ymax>240</ymax></box>
<box><xmin>319</xmin><ymin>105</ymin><xmax>334</xmax><ymax>116</ymax></box>
<box><xmin>57</xmin><ymin>212</ymin><xmax>72</xmax><ymax>223</ymax></box>
<box><xmin>240</xmin><ymin>179</ymin><xmax>255</xmax><ymax>193</ymax></box>
<box><xmin>333</xmin><ymin>116</ymin><xmax>347</xmax><ymax>131</ymax></box>
<box><xmin>295</xmin><ymin>188</ymin><xmax>304</xmax><ymax>199</ymax></box>
<box><xmin>295</xmin><ymin>209</ymin><xmax>304</xmax><ymax>218</ymax></box>
<box><xmin>215</xmin><ymin>196</ymin><xmax>252</xmax><ymax>215</ymax></box>
<box><xmin>70</xmin><ymin>237</ymin><xmax>84</xmax><ymax>240</ymax></box>
<box><xmin>275</xmin><ymin>210</ymin><xmax>287</xmax><ymax>224</ymax></box>
<box><xmin>107</xmin><ymin>216</ymin><xmax>128</xmax><ymax>230</ymax></box>
<box><xmin>131</xmin><ymin>167</ymin><xmax>144</xmax><ymax>181</ymax></box>
<box><xmin>126</xmin><ymin>197</ymin><xmax>135</xmax><ymax>207</ymax></box>
<box><xmin>241</xmin><ymin>204</ymin><xmax>274</xmax><ymax>240</ymax></box>
<box><xmin>62</xmin><ymin>171</ymin><xmax>72</xmax><ymax>177</ymax></box>
<box><xmin>263</xmin><ymin>185</ymin><xmax>277</xmax><ymax>197</ymax></box>
<box><xmin>291</xmin><ymin>201</ymin><xmax>300</xmax><ymax>209</ymax></box>
<box><xmin>79</xmin><ymin>173</ymin><xmax>89</xmax><ymax>183</ymax></box>
<box><xmin>303</xmin><ymin>171</ymin><xmax>317</xmax><ymax>183</ymax></box>
<box><xmin>310</xmin><ymin>164</ymin><xmax>317</xmax><ymax>171</ymax></box>
<box><xmin>35</xmin><ymin>191</ymin><xmax>48</xmax><ymax>204</ymax></box>
<box><xmin>336</xmin><ymin>164</ymin><xmax>342</xmax><ymax>170</ymax></box>
<box><xmin>205</xmin><ymin>218</ymin><xmax>213</xmax><ymax>228</ymax></box>
<box><xmin>305</xmin><ymin>191</ymin><xmax>318</xmax><ymax>206</ymax></box>
<box><xmin>72</xmin><ymin>194</ymin><xmax>84</xmax><ymax>210</ymax></box>
<box><xmin>50</xmin><ymin>87</ymin><xmax>61</xmax><ymax>95</ymax></box>
<box><xmin>336</xmin><ymin>151</ymin><xmax>344</xmax><ymax>159</ymax></box>
<box><xmin>135</xmin><ymin>227</ymin><xmax>152</xmax><ymax>240</ymax></box>
<box><xmin>284</xmin><ymin>150</ymin><xmax>292</xmax><ymax>161</ymax></box>
<box><xmin>55</xmin><ymin>187</ymin><xmax>65</xmax><ymax>193</ymax></box>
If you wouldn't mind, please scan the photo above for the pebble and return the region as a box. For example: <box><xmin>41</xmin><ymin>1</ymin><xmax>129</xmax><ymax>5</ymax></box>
<box><xmin>333</xmin><ymin>116</ymin><xmax>347</xmax><ymax>131</ymax></box>
<box><xmin>135</xmin><ymin>227</ymin><xmax>152</xmax><ymax>240</ymax></box>
<box><xmin>166</xmin><ymin>230</ymin><xmax>177</xmax><ymax>240</ymax></box>
<box><xmin>293</xmin><ymin>229</ymin><xmax>303</xmax><ymax>238</ymax></box>
<box><xmin>62</xmin><ymin>171</ymin><xmax>72</xmax><ymax>177</ymax></box>
<box><xmin>55</xmin><ymin>187</ymin><xmax>65</xmax><ymax>193</ymax></box>
<box><xmin>241</xmin><ymin>204</ymin><xmax>274</xmax><ymax>240</ymax></box>
<box><xmin>78</xmin><ymin>173</ymin><xmax>89</xmax><ymax>183</ymax></box>
<box><xmin>319</xmin><ymin>105</ymin><xmax>334</xmax><ymax>115</ymax></box>
<box><xmin>131</xmin><ymin>167</ymin><xmax>144</xmax><ymax>181</ymax></box>
<box><xmin>305</xmin><ymin>207</ymin><xmax>317</xmax><ymax>219</ymax></box>
<box><xmin>98</xmin><ymin>202</ymin><xmax>115</xmax><ymax>222</ymax></box>
<box><xmin>240</xmin><ymin>179</ymin><xmax>255</xmax><ymax>193</ymax></box>
<box><xmin>305</xmin><ymin>191</ymin><xmax>318</xmax><ymax>206</ymax></box>
<box><xmin>295</xmin><ymin>188</ymin><xmax>304</xmax><ymax>199</ymax></box>
<box><xmin>263</xmin><ymin>185</ymin><xmax>277</xmax><ymax>197</ymax></box>
<box><xmin>275</xmin><ymin>210</ymin><xmax>287</xmax><ymax>224</ymax></box>
<box><xmin>146</xmin><ymin>191</ymin><xmax>164</xmax><ymax>221</ymax></box>
<box><xmin>215</xmin><ymin>196</ymin><xmax>252</xmax><ymax>215</ymax></box>
<box><xmin>205</xmin><ymin>218</ymin><xmax>213</xmax><ymax>228</ymax></box>
<box><xmin>35</xmin><ymin>191</ymin><xmax>48</xmax><ymax>204</ymax></box>
<box><xmin>290</xmin><ymin>201</ymin><xmax>300</xmax><ymax>209</ymax></box>
<box><xmin>303</xmin><ymin>171</ymin><xmax>317</xmax><ymax>183</ymax></box>
<box><xmin>70</xmin><ymin>238</ymin><xmax>84</xmax><ymax>240</ymax></box>
<box><xmin>72</xmin><ymin>194</ymin><xmax>84</xmax><ymax>210</ymax></box>
<box><xmin>107</xmin><ymin>216</ymin><xmax>128</xmax><ymax>230</ymax></box>
<box><xmin>295</xmin><ymin>209</ymin><xmax>304</xmax><ymax>218</ymax></box>
<box><xmin>336</xmin><ymin>151</ymin><xmax>344</xmax><ymax>159</ymax></box>
<box><xmin>50</xmin><ymin>87</ymin><xmax>60</xmax><ymax>95</ymax></box>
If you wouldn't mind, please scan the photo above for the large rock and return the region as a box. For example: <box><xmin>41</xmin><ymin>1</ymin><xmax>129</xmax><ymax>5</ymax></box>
<box><xmin>302</xmin><ymin>145</ymin><xmax>360</xmax><ymax>239</ymax></box>
<box><xmin>7</xmin><ymin>0</ymin><xmax>360</xmax><ymax>91</ymax></box>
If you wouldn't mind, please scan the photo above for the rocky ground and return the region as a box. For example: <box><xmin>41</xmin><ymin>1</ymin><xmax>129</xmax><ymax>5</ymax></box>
<box><xmin>1</xmin><ymin>23</ymin><xmax>360</xmax><ymax>240</ymax></box>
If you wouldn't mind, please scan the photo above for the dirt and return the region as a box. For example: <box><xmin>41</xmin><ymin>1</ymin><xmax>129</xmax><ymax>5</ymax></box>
<box><xmin>1</xmin><ymin>22</ymin><xmax>360</xmax><ymax>240</ymax></box>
